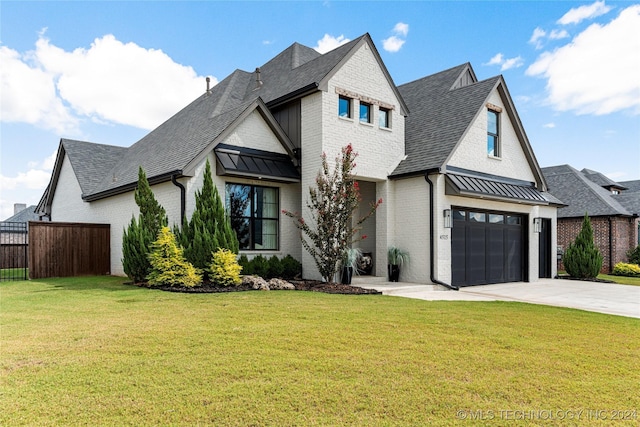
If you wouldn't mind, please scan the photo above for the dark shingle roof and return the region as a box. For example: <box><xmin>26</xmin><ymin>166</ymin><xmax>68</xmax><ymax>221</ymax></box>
<box><xmin>542</xmin><ymin>165</ymin><xmax>632</xmax><ymax>218</ymax></box>
<box><xmin>391</xmin><ymin>64</ymin><xmax>500</xmax><ymax>177</ymax></box>
<box><xmin>581</xmin><ymin>168</ymin><xmax>627</xmax><ymax>190</ymax></box>
<box><xmin>62</xmin><ymin>139</ymin><xmax>128</xmax><ymax>196</ymax></box>
<box><xmin>2</xmin><ymin>205</ymin><xmax>39</xmax><ymax>222</ymax></box>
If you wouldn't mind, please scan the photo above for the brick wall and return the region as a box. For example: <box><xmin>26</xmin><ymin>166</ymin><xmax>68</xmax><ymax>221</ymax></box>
<box><xmin>557</xmin><ymin>216</ymin><xmax>638</xmax><ymax>273</ymax></box>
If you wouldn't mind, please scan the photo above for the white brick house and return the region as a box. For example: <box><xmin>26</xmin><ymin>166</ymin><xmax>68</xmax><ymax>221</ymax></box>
<box><xmin>38</xmin><ymin>34</ymin><xmax>561</xmax><ymax>287</ymax></box>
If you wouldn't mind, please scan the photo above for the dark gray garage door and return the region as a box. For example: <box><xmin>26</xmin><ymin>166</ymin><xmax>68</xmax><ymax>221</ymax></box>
<box><xmin>451</xmin><ymin>209</ymin><xmax>526</xmax><ymax>287</ymax></box>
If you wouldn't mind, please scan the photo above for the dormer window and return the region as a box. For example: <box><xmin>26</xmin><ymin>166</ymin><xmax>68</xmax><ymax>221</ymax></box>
<box><xmin>339</xmin><ymin>96</ymin><xmax>352</xmax><ymax>119</ymax></box>
<box><xmin>487</xmin><ymin>109</ymin><xmax>500</xmax><ymax>157</ymax></box>
<box><xmin>359</xmin><ymin>102</ymin><xmax>372</xmax><ymax>124</ymax></box>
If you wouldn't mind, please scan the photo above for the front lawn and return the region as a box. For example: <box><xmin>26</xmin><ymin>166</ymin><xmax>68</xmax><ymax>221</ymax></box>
<box><xmin>2</xmin><ymin>277</ymin><xmax>639</xmax><ymax>426</ymax></box>
<box><xmin>599</xmin><ymin>273</ymin><xmax>640</xmax><ymax>286</ymax></box>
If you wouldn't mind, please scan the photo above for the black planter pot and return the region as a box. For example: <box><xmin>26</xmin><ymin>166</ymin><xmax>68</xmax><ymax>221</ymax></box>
<box><xmin>341</xmin><ymin>266</ymin><xmax>354</xmax><ymax>285</ymax></box>
<box><xmin>388</xmin><ymin>264</ymin><xmax>400</xmax><ymax>282</ymax></box>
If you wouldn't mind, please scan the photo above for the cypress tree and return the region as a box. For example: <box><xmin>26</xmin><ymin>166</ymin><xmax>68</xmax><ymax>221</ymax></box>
<box><xmin>563</xmin><ymin>213</ymin><xmax>603</xmax><ymax>278</ymax></box>
<box><xmin>122</xmin><ymin>167</ymin><xmax>168</xmax><ymax>282</ymax></box>
<box><xmin>178</xmin><ymin>159</ymin><xmax>239</xmax><ymax>276</ymax></box>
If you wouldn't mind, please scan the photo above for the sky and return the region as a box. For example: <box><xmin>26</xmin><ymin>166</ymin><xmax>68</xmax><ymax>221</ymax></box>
<box><xmin>1</xmin><ymin>0</ymin><xmax>639</xmax><ymax>220</ymax></box>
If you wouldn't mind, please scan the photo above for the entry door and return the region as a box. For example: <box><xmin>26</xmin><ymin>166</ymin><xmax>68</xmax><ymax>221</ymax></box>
<box><xmin>451</xmin><ymin>209</ymin><xmax>526</xmax><ymax>287</ymax></box>
<box><xmin>538</xmin><ymin>218</ymin><xmax>552</xmax><ymax>278</ymax></box>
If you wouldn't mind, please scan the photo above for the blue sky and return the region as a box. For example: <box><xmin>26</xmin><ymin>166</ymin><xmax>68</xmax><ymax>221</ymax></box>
<box><xmin>1</xmin><ymin>0</ymin><xmax>639</xmax><ymax>219</ymax></box>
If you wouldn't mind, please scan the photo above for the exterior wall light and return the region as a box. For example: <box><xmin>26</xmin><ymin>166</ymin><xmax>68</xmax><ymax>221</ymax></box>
<box><xmin>533</xmin><ymin>217</ymin><xmax>542</xmax><ymax>233</ymax></box>
<box><xmin>443</xmin><ymin>209</ymin><xmax>453</xmax><ymax>228</ymax></box>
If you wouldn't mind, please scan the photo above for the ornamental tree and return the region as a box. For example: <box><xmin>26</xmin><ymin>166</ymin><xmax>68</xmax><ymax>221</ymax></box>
<box><xmin>283</xmin><ymin>144</ymin><xmax>381</xmax><ymax>282</ymax></box>
<box><xmin>563</xmin><ymin>213</ymin><xmax>603</xmax><ymax>279</ymax></box>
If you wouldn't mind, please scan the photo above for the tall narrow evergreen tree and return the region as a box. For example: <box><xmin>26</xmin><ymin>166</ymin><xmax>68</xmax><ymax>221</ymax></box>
<box><xmin>178</xmin><ymin>159</ymin><xmax>239</xmax><ymax>275</ymax></box>
<box><xmin>122</xmin><ymin>167</ymin><xmax>168</xmax><ymax>282</ymax></box>
<box><xmin>563</xmin><ymin>213</ymin><xmax>603</xmax><ymax>278</ymax></box>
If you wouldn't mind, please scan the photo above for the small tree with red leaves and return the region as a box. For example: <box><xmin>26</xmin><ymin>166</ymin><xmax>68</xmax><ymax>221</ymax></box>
<box><xmin>283</xmin><ymin>144</ymin><xmax>381</xmax><ymax>282</ymax></box>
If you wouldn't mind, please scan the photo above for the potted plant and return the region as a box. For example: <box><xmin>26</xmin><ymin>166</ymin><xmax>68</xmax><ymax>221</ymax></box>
<box><xmin>341</xmin><ymin>247</ymin><xmax>362</xmax><ymax>285</ymax></box>
<box><xmin>387</xmin><ymin>246</ymin><xmax>409</xmax><ymax>282</ymax></box>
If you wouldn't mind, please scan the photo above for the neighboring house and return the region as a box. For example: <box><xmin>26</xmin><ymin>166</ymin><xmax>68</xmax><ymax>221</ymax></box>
<box><xmin>542</xmin><ymin>165</ymin><xmax>640</xmax><ymax>273</ymax></box>
<box><xmin>1</xmin><ymin>204</ymin><xmax>39</xmax><ymax>244</ymax></box>
<box><xmin>38</xmin><ymin>33</ymin><xmax>560</xmax><ymax>286</ymax></box>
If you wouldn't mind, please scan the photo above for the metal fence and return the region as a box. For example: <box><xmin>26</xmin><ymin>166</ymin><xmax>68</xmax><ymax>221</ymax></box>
<box><xmin>0</xmin><ymin>222</ymin><xmax>28</xmax><ymax>281</ymax></box>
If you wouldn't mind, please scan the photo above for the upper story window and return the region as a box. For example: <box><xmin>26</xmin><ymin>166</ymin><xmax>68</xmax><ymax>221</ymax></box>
<box><xmin>338</xmin><ymin>96</ymin><xmax>352</xmax><ymax>119</ymax></box>
<box><xmin>379</xmin><ymin>107</ymin><xmax>391</xmax><ymax>129</ymax></box>
<box><xmin>487</xmin><ymin>109</ymin><xmax>500</xmax><ymax>157</ymax></box>
<box><xmin>359</xmin><ymin>102</ymin><xmax>372</xmax><ymax>124</ymax></box>
<box><xmin>226</xmin><ymin>183</ymin><xmax>279</xmax><ymax>250</ymax></box>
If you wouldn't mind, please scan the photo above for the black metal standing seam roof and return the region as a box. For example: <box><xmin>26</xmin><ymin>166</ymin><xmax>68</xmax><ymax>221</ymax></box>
<box><xmin>214</xmin><ymin>144</ymin><xmax>300</xmax><ymax>182</ymax></box>
<box><xmin>542</xmin><ymin>165</ymin><xmax>632</xmax><ymax>218</ymax></box>
<box><xmin>391</xmin><ymin>64</ymin><xmax>500</xmax><ymax>177</ymax></box>
<box><xmin>446</xmin><ymin>174</ymin><xmax>548</xmax><ymax>204</ymax></box>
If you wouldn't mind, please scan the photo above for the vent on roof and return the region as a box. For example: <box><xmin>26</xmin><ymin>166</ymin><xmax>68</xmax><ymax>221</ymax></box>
<box><xmin>254</xmin><ymin>67</ymin><xmax>263</xmax><ymax>90</ymax></box>
<box><xmin>206</xmin><ymin>77</ymin><xmax>212</xmax><ymax>95</ymax></box>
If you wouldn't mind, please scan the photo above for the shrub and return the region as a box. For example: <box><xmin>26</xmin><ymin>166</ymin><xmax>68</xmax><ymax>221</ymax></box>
<box><xmin>281</xmin><ymin>255</ymin><xmax>302</xmax><ymax>279</ymax></box>
<box><xmin>267</xmin><ymin>255</ymin><xmax>284</xmax><ymax>279</ymax></box>
<box><xmin>563</xmin><ymin>213</ymin><xmax>603</xmax><ymax>279</ymax></box>
<box><xmin>251</xmin><ymin>255</ymin><xmax>269</xmax><ymax>278</ymax></box>
<box><xmin>209</xmin><ymin>248</ymin><xmax>242</xmax><ymax>286</ymax></box>
<box><xmin>147</xmin><ymin>227</ymin><xmax>202</xmax><ymax>288</ymax></box>
<box><xmin>238</xmin><ymin>254</ymin><xmax>252</xmax><ymax>275</ymax></box>
<box><xmin>612</xmin><ymin>262</ymin><xmax>640</xmax><ymax>277</ymax></box>
<box><xmin>627</xmin><ymin>245</ymin><xmax>640</xmax><ymax>265</ymax></box>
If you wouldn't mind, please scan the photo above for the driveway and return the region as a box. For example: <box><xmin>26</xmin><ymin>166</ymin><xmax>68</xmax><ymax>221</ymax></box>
<box><xmin>357</xmin><ymin>278</ymin><xmax>640</xmax><ymax>319</ymax></box>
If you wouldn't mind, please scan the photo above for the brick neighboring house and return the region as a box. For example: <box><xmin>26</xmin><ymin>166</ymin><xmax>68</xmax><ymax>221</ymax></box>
<box><xmin>38</xmin><ymin>33</ymin><xmax>561</xmax><ymax>286</ymax></box>
<box><xmin>542</xmin><ymin>165</ymin><xmax>640</xmax><ymax>273</ymax></box>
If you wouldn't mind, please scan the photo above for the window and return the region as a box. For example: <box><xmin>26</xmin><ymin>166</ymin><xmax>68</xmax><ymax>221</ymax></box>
<box><xmin>379</xmin><ymin>107</ymin><xmax>391</xmax><ymax>129</ymax></box>
<box><xmin>359</xmin><ymin>102</ymin><xmax>372</xmax><ymax>124</ymax></box>
<box><xmin>226</xmin><ymin>184</ymin><xmax>279</xmax><ymax>250</ymax></box>
<box><xmin>487</xmin><ymin>110</ymin><xmax>500</xmax><ymax>157</ymax></box>
<box><xmin>338</xmin><ymin>96</ymin><xmax>352</xmax><ymax>119</ymax></box>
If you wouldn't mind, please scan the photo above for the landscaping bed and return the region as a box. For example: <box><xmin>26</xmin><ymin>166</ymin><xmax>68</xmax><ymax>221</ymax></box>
<box><xmin>135</xmin><ymin>279</ymin><xmax>381</xmax><ymax>294</ymax></box>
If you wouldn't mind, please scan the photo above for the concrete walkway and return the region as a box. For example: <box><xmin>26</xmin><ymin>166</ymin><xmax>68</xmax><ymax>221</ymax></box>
<box><xmin>353</xmin><ymin>277</ymin><xmax>640</xmax><ymax>319</ymax></box>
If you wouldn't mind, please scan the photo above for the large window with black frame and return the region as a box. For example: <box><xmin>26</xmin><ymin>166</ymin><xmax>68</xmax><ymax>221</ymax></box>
<box><xmin>226</xmin><ymin>183</ymin><xmax>279</xmax><ymax>250</ymax></box>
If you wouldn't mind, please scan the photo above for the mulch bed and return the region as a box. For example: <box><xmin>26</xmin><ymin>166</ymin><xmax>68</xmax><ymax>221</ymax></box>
<box><xmin>556</xmin><ymin>275</ymin><xmax>616</xmax><ymax>283</ymax></box>
<box><xmin>133</xmin><ymin>279</ymin><xmax>380</xmax><ymax>295</ymax></box>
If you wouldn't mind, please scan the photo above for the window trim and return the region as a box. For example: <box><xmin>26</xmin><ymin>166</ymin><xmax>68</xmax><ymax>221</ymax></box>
<box><xmin>225</xmin><ymin>183</ymin><xmax>280</xmax><ymax>251</ymax></box>
<box><xmin>379</xmin><ymin>107</ymin><xmax>391</xmax><ymax>129</ymax></box>
<box><xmin>487</xmin><ymin>109</ymin><xmax>500</xmax><ymax>158</ymax></box>
<box><xmin>338</xmin><ymin>95</ymin><xmax>352</xmax><ymax>119</ymax></box>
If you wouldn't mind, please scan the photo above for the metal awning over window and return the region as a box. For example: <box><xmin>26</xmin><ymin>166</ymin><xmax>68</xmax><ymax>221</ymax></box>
<box><xmin>214</xmin><ymin>143</ymin><xmax>300</xmax><ymax>183</ymax></box>
<box><xmin>445</xmin><ymin>173</ymin><xmax>548</xmax><ymax>204</ymax></box>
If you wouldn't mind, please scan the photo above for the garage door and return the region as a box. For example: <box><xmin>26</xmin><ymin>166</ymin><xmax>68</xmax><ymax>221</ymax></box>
<box><xmin>451</xmin><ymin>209</ymin><xmax>526</xmax><ymax>287</ymax></box>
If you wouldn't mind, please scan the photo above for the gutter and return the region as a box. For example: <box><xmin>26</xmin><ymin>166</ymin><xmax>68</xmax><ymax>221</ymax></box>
<box><xmin>424</xmin><ymin>171</ymin><xmax>459</xmax><ymax>291</ymax></box>
<box><xmin>171</xmin><ymin>175</ymin><xmax>186</xmax><ymax>226</ymax></box>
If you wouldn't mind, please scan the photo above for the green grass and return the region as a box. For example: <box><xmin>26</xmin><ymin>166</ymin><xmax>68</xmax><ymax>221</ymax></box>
<box><xmin>0</xmin><ymin>268</ymin><xmax>28</xmax><ymax>280</ymax></box>
<box><xmin>2</xmin><ymin>277</ymin><xmax>639</xmax><ymax>426</ymax></box>
<box><xmin>599</xmin><ymin>273</ymin><xmax>640</xmax><ymax>286</ymax></box>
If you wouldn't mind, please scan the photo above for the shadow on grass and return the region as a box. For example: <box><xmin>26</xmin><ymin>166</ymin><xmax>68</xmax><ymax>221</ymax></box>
<box><xmin>34</xmin><ymin>276</ymin><xmax>138</xmax><ymax>292</ymax></box>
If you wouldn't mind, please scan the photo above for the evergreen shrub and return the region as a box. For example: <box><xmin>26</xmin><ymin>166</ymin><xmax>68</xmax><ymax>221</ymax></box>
<box><xmin>209</xmin><ymin>248</ymin><xmax>242</xmax><ymax>286</ymax></box>
<box><xmin>281</xmin><ymin>255</ymin><xmax>302</xmax><ymax>279</ymax></box>
<box><xmin>267</xmin><ymin>255</ymin><xmax>284</xmax><ymax>279</ymax></box>
<box><xmin>563</xmin><ymin>213</ymin><xmax>603</xmax><ymax>279</ymax></box>
<box><xmin>612</xmin><ymin>262</ymin><xmax>640</xmax><ymax>277</ymax></box>
<box><xmin>627</xmin><ymin>245</ymin><xmax>640</xmax><ymax>266</ymax></box>
<box><xmin>147</xmin><ymin>227</ymin><xmax>202</xmax><ymax>288</ymax></box>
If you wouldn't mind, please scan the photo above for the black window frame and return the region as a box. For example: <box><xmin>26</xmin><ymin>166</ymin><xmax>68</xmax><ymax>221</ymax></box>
<box><xmin>225</xmin><ymin>183</ymin><xmax>279</xmax><ymax>251</ymax></box>
<box><xmin>379</xmin><ymin>107</ymin><xmax>391</xmax><ymax>129</ymax></box>
<box><xmin>338</xmin><ymin>95</ymin><xmax>352</xmax><ymax>119</ymax></box>
<box><xmin>487</xmin><ymin>109</ymin><xmax>500</xmax><ymax>157</ymax></box>
<box><xmin>359</xmin><ymin>101</ymin><xmax>372</xmax><ymax>124</ymax></box>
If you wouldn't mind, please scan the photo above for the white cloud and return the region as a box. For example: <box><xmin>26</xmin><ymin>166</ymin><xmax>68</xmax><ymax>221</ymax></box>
<box><xmin>484</xmin><ymin>53</ymin><xmax>523</xmax><ymax>71</ymax></box>
<box><xmin>558</xmin><ymin>0</ymin><xmax>612</xmax><ymax>25</ymax></box>
<box><xmin>543</xmin><ymin>122</ymin><xmax>556</xmax><ymax>128</ymax></box>
<box><xmin>314</xmin><ymin>34</ymin><xmax>350</xmax><ymax>54</ymax></box>
<box><xmin>27</xmin><ymin>150</ymin><xmax>57</xmax><ymax>171</ymax></box>
<box><xmin>549</xmin><ymin>29</ymin><xmax>570</xmax><ymax>40</ymax></box>
<box><xmin>382</xmin><ymin>36</ymin><xmax>405</xmax><ymax>53</ymax></box>
<box><xmin>393</xmin><ymin>22</ymin><xmax>409</xmax><ymax>37</ymax></box>
<box><xmin>1</xmin><ymin>33</ymin><xmax>214</xmax><ymax>133</ymax></box>
<box><xmin>0</xmin><ymin>169</ymin><xmax>51</xmax><ymax>191</ymax></box>
<box><xmin>527</xmin><ymin>5</ymin><xmax>640</xmax><ymax>116</ymax></box>
<box><xmin>529</xmin><ymin>27</ymin><xmax>546</xmax><ymax>49</ymax></box>
<box><xmin>382</xmin><ymin>22</ymin><xmax>409</xmax><ymax>53</ymax></box>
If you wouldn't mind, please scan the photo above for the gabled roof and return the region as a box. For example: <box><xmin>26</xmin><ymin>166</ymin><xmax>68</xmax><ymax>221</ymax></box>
<box><xmin>1</xmin><ymin>205</ymin><xmax>38</xmax><ymax>223</ymax></box>
<box><xmin>581</xmin><ymin>168</ymin><xmax>627</xmax><ymax>190</ymax></box>
<box><xmin>542</xmin><ymin>165</ymin><xmax>633</xmax><ymax>218</ymax></box>
<box><xmin>391</xmin><ymin>63</ymin><xmax>546</xmax><ymax>191</ymax></box>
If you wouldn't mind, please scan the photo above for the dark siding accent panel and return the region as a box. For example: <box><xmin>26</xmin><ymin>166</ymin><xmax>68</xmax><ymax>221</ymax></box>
<box><xmin>271</xmin><ymin>100</ymin><xmax>301</xmax><ymax>149</ymax></box>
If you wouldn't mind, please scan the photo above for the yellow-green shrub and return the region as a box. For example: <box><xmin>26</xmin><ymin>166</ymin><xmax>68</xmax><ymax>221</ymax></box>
<box><xmin>612</xmin><ymin>262</ymin><xmax>640</xmax><ymax>277</ymax></box>
<box><xmin>147</xmin><ymin>227</ymin><xmax>202</xmax><ymax>287</ymax></box>
<box><xmin>209</xmin><ymin>248</ymin><xmax>242</xmax><ymax>286</ymax></box>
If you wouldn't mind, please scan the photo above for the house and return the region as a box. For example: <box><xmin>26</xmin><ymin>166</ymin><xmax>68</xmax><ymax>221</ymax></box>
<box><xmin>542</xmin><ymin>165</ymin><xmax>639</xmax><ymax>273</ymax></box>
<box><xmin>37</xmin><ymin>33</ymin><xmax>560</xmax><ymax>286</ymax></box>
<box><xmin>1</xmin><ymin>204</ymin><xmax>39</xmax><ymax>244</ymax></box>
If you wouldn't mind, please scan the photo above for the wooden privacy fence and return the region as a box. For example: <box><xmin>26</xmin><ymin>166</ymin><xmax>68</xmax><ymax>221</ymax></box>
<box><xmin>29</xmin><ymin>221</ymin><xmax>110</xmax><ymax>279</ymax></box>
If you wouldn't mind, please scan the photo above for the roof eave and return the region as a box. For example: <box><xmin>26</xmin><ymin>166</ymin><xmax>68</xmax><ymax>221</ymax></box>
<box><xmin>83</xmin><ymin>171</ymin><xmax>181</xmax><ymax>202</ymax></box>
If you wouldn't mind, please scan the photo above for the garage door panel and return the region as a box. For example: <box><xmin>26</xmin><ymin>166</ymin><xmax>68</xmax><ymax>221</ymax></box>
<box><xmin>468</xmin><ymin>224</ymin><xmax>487</xmax><ymax>286</ymax></box>
<box><xmin>487</xmin><ymin>228</ymin><xmax>505</xmax><ymax>283</ymax></box>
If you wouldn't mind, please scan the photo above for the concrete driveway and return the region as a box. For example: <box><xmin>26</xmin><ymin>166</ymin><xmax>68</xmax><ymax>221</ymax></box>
<box><xmin>355</xmin><ymin>278</ymin><xmax>640</xmax><ymax>319</ymax></box>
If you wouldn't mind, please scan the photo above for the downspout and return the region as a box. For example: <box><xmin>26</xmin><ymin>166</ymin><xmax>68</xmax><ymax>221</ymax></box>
<box><xmin>608</xmin><ymin>217</ymin><xmax>614</xmax><ymax>273</ymax></box>
<box><xmin>171</xmin><ymin>175</ymin><xmax>186</xmax><ymax>226</ymax></box>
<box><xmin>425</xmin><ymin>172</ymin><xmax>459</xmax><ymax>291</ymax></box>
